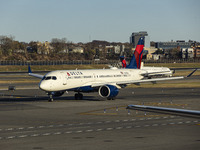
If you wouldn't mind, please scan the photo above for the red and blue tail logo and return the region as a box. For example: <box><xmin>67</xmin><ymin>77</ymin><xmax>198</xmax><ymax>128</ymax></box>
<box><xmin>126</xmin><ymin>37</ymin><xmax>144</xmax><ymax>69</ymax></box>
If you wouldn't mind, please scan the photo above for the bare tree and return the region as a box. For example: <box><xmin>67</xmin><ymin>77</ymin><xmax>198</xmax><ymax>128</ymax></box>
<box><xmin>51</xmin><ymin>38</ymin><xmax>67</xmax><ymax>53</ymax></box>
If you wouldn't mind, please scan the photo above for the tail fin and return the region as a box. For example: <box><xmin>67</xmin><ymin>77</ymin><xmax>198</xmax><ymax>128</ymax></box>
<box><xmin>126</xmin><ymin>37</ymin><xmax>144</xmax><ymax>69</ymax></box>
<box><xmin>120</xmin><ymin>56</ymin><xmax>127</xmax><ymax>68</ymax></box>
<box><xmin>28</xmin><ymin>65</ymin><xmax>32</xmax><ymax>73</ymax></box>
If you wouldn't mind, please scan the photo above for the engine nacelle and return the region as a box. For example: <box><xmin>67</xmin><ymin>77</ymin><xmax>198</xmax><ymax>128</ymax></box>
<box><xmin>47</xmin><ymin>91</ymin><xmax>65</xmax><ymax>97</ymax></box>
<box><xmin>99</xmin><ymin>85</ymin><xmax>119</xmax><ymax>99</ymax></box>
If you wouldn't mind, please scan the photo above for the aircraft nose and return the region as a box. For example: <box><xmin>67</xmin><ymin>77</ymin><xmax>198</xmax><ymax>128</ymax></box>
<box><xmin>39</xmin><ymin>81</ymin><xmax>47</xmax><ymax>91</ymax></box>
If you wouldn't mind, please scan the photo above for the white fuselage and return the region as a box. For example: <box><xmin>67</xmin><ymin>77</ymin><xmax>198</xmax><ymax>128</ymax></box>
<box><xmin>141</xmin><ymin>66</ymin><xmax>172</xmax><ymax>77</ymax></box>
<box><xmin>39</xmin><ymin>68</ymin><xmax>143</xmax><ymax>92</ymax></box>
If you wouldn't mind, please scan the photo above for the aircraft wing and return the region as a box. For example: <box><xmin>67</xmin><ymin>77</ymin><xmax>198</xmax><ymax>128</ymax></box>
<box><xmin>127</xmin><ymin>105</ymin><xmax>200</xmax><ymax>117</ymax></box>
<box><xmin>28</xmin><ymin>65</ymin><xmax>44</xmax><ymax>79</ymax></box>
<box><xmin>118</xmin><ymin>68</ymin><xmax>197</xmax><ymax>85</ymax></box>
<box><xmin>91</xmin><ymin>68</ymin><xmax>197</xmax><ymax>87</ymax></box>
<box><xmin>29</xmin><ymin>73</ymin><xmax>44</xmax><ymax>79</ymax></box>
<box><xmin>117</xmin><ymin>76</ymin><xmax>184</xmax><ymax>85</ymax></box>
<box><xmin>91</xmin><ymin>76</ymin><xmax>184</xmax><ymax>88</ymax></box>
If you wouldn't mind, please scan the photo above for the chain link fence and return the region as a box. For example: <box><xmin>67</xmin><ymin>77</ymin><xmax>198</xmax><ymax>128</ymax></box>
<box><xmin>0</xmin><ymin>60</ymin><xmax>118</xmax><ymax>66</ymax></box>
<box><xmin>0</xmin><ymin>59</ymin><xmax>199</xmax><ymax>66</ymax></box>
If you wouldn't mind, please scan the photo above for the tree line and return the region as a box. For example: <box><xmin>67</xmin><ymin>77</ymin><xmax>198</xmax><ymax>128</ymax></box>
<box><xmin>0</xmin><ymin>35</ymin><xmax>131</xmax><ymax>61</ymax></box>
<box><xmin>1</xmin><ymin>35</ymin><xmax>195</xmax><ymax>62</ymax></box>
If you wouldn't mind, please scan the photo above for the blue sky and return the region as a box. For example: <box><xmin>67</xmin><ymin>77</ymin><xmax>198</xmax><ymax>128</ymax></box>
<box><xmin>0</xmin><ymin>0</ymin><xmax>199</xmax><ymax>43</ymax></box>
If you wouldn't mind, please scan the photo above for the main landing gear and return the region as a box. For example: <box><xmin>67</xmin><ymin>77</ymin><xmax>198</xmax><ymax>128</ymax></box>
<box><xmin>75</xmin><ymin>93</ymin><xmax>83</xmax><ymax>100</ymax></box>
<box><xmin>107</xmin><ymin>97</ymin><xmax>116</xmax><ymax>100</ymax></box>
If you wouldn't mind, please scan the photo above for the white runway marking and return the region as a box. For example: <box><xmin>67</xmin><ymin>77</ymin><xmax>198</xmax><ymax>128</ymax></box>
<box><xmin>28</xmin><ymin>127</ymin><xmax>34</xmax><ymax>129</ymax></box>
<box><xmin>54</xmin><ymin>132</ymin><xmax>61</xmax><ymax>135</ymax></box>
<box><xmin>7</xmin><ymin>136</ymin><xmax>15</xmax><ymax>139</ymax></box>
<box><xmin>18</xmin><ymin>135</ymin><xmax>27</xmax><ymax>138</ymax></box>
<box><xmin>106</xmin><ymin>128</ymin><xmax>113</xmax><ymax>130</ymax></box>
<box><xmin>7</xmin><ymin>128</ymin><xmax>13</xmax><ymax>131</ymax></box>
<box><xmin>0</xmin><ymin>116</ymin><xmax>180</xmax><ymax>133</ymax></box>
<box><xmin>65</xmin><ymin>131</ymin><xmax>72</xmax><ymax>134</ymax></box>
<box><xmin>86</xmin><ymin>129</ymin><xmax>93</xmax><ymax>132</ymax></box>
<box><xmin>31</xmin><ymin>134</ymin><xmax>39</xmax><ymax>137</ymax></box>
<box><xmin>97</xmin><ymin>128</ymin><xmax>103</xmax><ymax>131</ymax></box>
<box><xmin>43</xmin><ymin>133</ymin><xmax>51</xmax><ymax>136</ymax></box>
<box><xmin>1</xmin><ymin>118</ymin><xmax>199</xmax><ymax>141</ymax></box>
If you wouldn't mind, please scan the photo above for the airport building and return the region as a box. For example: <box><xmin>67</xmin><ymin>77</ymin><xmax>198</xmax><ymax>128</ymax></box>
<box><xmin>155</xmin><ymin>40</ymin><xmax>193</xmax><ymax>50</ymax></box>
<box><xmin>130</xmin><ymin>31</ymin><xmax>150</xmax><ymax>48</ymax></box>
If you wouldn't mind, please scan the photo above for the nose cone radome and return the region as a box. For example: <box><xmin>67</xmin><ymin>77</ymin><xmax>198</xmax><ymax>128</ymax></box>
<box><xmin>39</xmin><ymin>81</ymin><xmax>48</xmax><ymax>91</ymax></box>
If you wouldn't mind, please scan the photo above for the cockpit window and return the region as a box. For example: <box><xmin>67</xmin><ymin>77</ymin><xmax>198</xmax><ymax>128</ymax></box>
<box><xmin>52</xmin><ymin>76</ymin><xmax>57</xmax><ymax>80</ymax></box>
<box><xmin>45</xmin><ymin>76</ymin><xmax>51</xmax><ymax>80</ymax></box>
<box><xmin>42</xmin><ymin>76</ymin><xmax>57</xmax><ymax>80</ymax></box>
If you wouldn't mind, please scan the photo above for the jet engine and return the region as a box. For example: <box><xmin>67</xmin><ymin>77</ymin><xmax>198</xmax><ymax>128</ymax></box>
<box><xmin>99</xmin><ymin>85</ymin><xmax>119</xmax><ymax>100</ymax></box>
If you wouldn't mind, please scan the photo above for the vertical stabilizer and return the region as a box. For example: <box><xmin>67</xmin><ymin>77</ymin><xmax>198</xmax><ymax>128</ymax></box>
<box><xmin>126</xmin><ymin>37</ymin><xmax>144</xmax><ymax>69</ymax></box>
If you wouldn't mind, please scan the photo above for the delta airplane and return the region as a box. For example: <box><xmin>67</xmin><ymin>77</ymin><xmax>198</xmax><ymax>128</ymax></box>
<box><xmin>120</xmin><ymin>38</ymin><xmax>172</xmax><ymax>78</ymax></box>
<box><xmin>28</xmin><ymin>37</ymin><xmax>186</xmax><ymax>102</ymax></box>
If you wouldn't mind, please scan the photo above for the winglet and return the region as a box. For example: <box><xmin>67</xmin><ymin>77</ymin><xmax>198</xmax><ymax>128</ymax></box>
<box><xmin>187</xmin><ymin>68</ymin><xmax>197</xmax><ymax>77</ymax></box>
<box><xmin>28</xmin><ymin>65</ymin><xmax>32</xmax><ymax>74</ymax></box>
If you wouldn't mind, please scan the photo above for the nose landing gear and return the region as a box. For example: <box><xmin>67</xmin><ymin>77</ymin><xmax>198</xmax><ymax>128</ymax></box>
<box><xmin>49</xmin><ymin>94</ymin><xmax>54</xmax><ymax>102</ymax></box>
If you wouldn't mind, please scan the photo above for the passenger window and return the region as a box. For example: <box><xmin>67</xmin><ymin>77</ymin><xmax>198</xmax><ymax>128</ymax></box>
<box><xmin>45</xmin><ymin>76</ymin><xmax>51</xmax><ymax>80</ymax></box>
<box><xmin>52</xmin><ymin>76</ymin><xmax>57</xmax><ymax>80</ymax></box>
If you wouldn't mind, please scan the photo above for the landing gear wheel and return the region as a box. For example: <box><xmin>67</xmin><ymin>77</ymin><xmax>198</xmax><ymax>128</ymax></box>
<box><xmin>75</xmin><ymin>94</ymin><xmax>78</xmax><ymax>100</ymax></box>
<box><xmin>75</xmin><ymin>93</ymin><xmax>83</xmax><ymax>100</ymax></box>
<box><xmin>79</xmin><ymin>93</ymin><xmax>83</xmax><ymax>100</ymax></box>
<box><xmin>111</xmin><ymin>97</ymin><xmax>116</xmax><ymax>100</ymax></box>
<box><xmin>48</xmin><ymin>95</ymin><xmax>54</xmax><ymax>102</ymax></box>
<box><xmin>107</xmin><ymin>97</ymin><xmax>115</xmax><ymax>100</ymax></box>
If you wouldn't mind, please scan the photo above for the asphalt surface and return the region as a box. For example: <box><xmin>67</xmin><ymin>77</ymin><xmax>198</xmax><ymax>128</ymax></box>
<box><xmin>0</xmin><ymin>76</ymin><xmax>200</xmax><ymax>150</ymax></box>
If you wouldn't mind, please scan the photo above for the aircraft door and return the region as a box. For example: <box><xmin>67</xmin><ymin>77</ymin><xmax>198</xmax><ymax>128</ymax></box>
<box><xmin>93</xmin><ymin>73</ymin><xmax>96</xmax><ymax>81</ymax></box>
<box><xmin>61</xmin><ymin>72</ymin><xmax>67</xmax><ymax>85</ymax></box>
